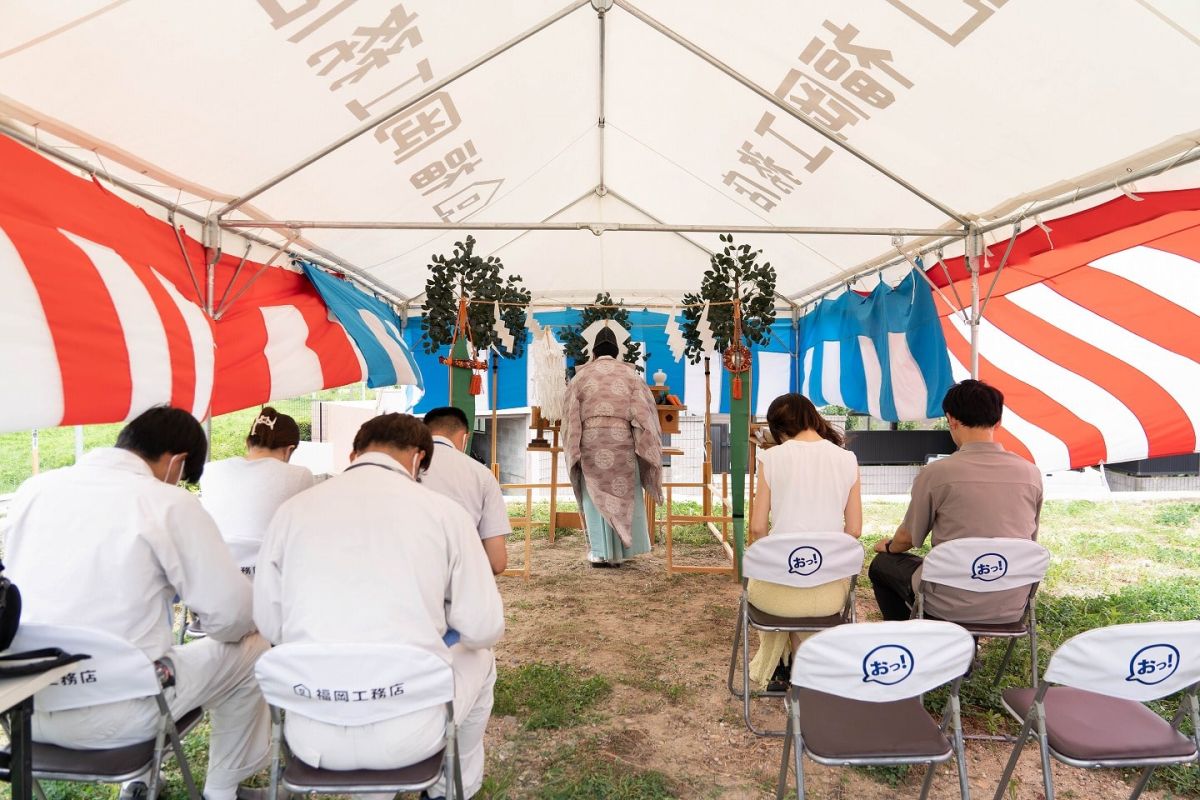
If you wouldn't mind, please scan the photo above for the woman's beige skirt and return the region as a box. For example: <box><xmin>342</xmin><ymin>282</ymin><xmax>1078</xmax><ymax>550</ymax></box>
<box><xmin>746</xmin><ymin>577</ymin><xmax>852</xmax><ymax>687</ymax></box>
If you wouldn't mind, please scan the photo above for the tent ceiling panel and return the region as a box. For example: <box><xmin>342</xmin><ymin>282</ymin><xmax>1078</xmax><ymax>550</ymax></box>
<box><xmin>0</xmin><ymin>0</ymin><xmax>584</xmax><ymax>199</ymax></box>
<box><xmin>292</xmin><ymin>130</ymin><xmax>602</xmax><ymax>295</ymax></box>
<box><xmin>1137</xmin><ymin>0</ymin><xmax>1200</xmax><ymax>40</ymax></box>
<box><xmin>244</xmin><ymin>5</ymin><xmax>597</xmax><ymax>221</ymax></box>
<box><xmin>1</xmin><ymin>0</ymin><xmax>1199</xmax><ymax>305</ymax></box>
<box><xmin>0</xmin><ymin>0</ymin><xmax>117</xmax><ymax>56</ymax></box>
<box><xmin>603</xmin><ymin>9</ymin><xmax>949</xmax><ymax>230</ymax></box>
<box><xmin>617</xmin><ymin>0</ymin><xmax>1200</xmax><ymax>222</ymax></box>
<box><xmin>456</xmin><ymin>191</ymin><xmax>719</xmax><ymax>297</ymax></box>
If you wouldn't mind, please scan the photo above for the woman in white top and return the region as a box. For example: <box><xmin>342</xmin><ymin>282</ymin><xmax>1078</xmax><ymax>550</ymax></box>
<box><xmin>200</xmin><ymin>407</ymin><xmax>315</xmax><ymax>575</ymax></box>
<box><xmin>746</xmin><ymin>393</ymin><xmax>862</xmax><ymax>688</ymax></box>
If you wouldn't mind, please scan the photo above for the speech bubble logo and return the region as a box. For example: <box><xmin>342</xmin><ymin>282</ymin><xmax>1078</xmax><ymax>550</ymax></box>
<box><xmin>970</xmin><ymin>553</ymin><xmax>1009</xmax><ymax>582</ymax></box>
<box><xmin>862</xmin><ymin>644</ymin><xmax>915</xmax><ymax>685</ymax></box>
<box><xmin>1126</xmin><ymin>643</ymin><xmax>1180</xmax><ymax>685</ymax></box>
<box><xmin>786</xmin><ymin>546</ymin><xmax>823</xmax><ymax>576</ymax></box>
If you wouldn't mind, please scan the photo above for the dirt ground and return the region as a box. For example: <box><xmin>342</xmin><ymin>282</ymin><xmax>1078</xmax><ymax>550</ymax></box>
<box><xmin>485</xmin><ymin>532</ymin><xmax>1179</xmax><ymax>800</ymax></box>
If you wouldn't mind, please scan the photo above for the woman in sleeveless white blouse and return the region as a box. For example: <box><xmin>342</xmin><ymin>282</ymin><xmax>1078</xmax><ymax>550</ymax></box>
<box><xmin>746</xmin><ymin>393</ymin><xmax>862</xmax><ymax>688</ymax></box>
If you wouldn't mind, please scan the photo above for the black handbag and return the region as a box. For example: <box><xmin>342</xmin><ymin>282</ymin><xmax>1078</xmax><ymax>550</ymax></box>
<box><xmin>0</xmin><ymin>560</ymin><xmax>20</xmax><ymax>652</ymax></box>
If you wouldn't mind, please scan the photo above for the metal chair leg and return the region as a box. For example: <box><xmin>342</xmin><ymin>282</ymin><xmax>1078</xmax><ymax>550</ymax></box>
<box><xmin>992</xmin><ymin>708</ymin><xmax>1038</xmax><ymax>800</ymax></box>
<box><xmin>993</xmin><ymin>638</ymin><xmax>1017</xmax><ymax>686</ymax></box>
<box><xmin>921</xmin><ymin>692</ymin><xmax>954</xmax><ymax>800</ymax></box>
<box><xmin>792</xmin><ymin>710</ymin><xmax>806</xmax><ymax>800</ymax></box>
<box><xmin>267</xmin><ymin>709</ymin><xmax>283</xmax><ymax>800</ymax></box>
<box><xmin>775</xmin><ymin>709</ymin><xmax>792</xmax><ymax>800</ymax></box>
<box><xmin>918</xmin><ymin>758</ymin><xmax>938</xmax><ymax>800</ymax></box>
<box><xmin>742</xmin><ymin>606</ymin><xmax>754</xmax><ymax>730</ymax></box>
<box><xmin>451</xmin><ymin>728</ymin><xmax>465</xmax><ymax>800</ymax></box>
<box><xmin>951</xmin><ymin>693</ymin><xmax>971</xmax><ymax>800</ymax></box>
<box><xmin>148</xmin><ymin>704</ymin><xmax>168</xmax><ymax>800</ymax></box>
<box><xmin>1128</xmin><ymin>764</ymin><xmax>1158</xmax><ymax>800</ymax></box>
<box><xmin>727</xmin><ymin>600</ymin><xmax>745</xmax><ymax>698</ymax></box>
<box><xmin>1028</xmin><ymin>608</ymin><xmax>1041</xmax><ymax>688</ymax></box>
<box><xmin>156</xmin><ymin>695</ymin><xmax>201</xmax><ymax>800</ymax></box>
<box><xmin>1035</xmin><ymin>701</ymin><xmax>1055</xmax><ymax>800</ymax></box>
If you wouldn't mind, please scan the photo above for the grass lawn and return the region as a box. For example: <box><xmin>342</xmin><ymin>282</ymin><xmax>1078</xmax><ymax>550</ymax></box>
<box><xmin>3</xmin><ymin>499</ymin><xmax>1197</xmax><ymax>799</ymax></box>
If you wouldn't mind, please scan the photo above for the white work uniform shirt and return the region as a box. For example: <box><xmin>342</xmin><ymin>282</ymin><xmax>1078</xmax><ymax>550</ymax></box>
<box><xmin>4</xmin><ymin>448</ymin><xmax>254</xmax><ymax>661</ymax></box>
<box><xmin>200</xmin><ymin>457</ymin><xmax>315</xmax><ymax>568</ymax></box>
<box><xmin>420</xmin><ymin>435</ymin><xmax>512</xmax><ymax>541</ymax></box>
<box><xmin>253</xmin><ymin>451</ymin><xmax>505</xmax><ymax>657</ymax></box>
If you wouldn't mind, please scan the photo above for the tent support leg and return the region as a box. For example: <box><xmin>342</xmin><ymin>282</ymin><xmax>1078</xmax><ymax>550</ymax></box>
<box><xmin>967</xmin><ymin>225</ymin><xmax>981</xmax><ymax>379</ymax></box>
<box><xmin>202</xmin><ymin>217</ymin><xmax>221</xmax><ymax>318</ymax></box>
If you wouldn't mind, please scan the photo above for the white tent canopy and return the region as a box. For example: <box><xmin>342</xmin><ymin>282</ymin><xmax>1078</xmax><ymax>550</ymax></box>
<box><xmin>3</xmin><ymin>0</ymin><xmax>1200</xmax><ymax>306</ymax></box>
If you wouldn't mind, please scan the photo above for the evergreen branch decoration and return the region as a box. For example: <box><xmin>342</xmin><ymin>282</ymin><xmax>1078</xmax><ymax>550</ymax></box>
<box><xmin>420</xmin><ymin>235</ymin><xmax>532</xmax><ymax>357</ymax></box>
<box><xmin>561</xmin><ymin>292</ymin><xmax>645</xmax><ymax>375</ymax></box>
<box><xmin>680</xmin><ymin>234</ymin><xmax>776</xmax><ymax>364</ymax></box>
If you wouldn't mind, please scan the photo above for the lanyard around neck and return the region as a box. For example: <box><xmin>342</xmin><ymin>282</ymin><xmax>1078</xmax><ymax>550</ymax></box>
<box><xmin>344</xmin><ymin>461</ymin><xmax>414</xmax><ymax>481</ymax></box>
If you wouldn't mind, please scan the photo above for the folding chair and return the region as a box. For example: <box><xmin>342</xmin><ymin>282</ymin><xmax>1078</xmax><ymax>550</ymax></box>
<box><xmin>916</xmin><ymin>537</ymin><xmax>1050</xmax><ymax>687</ymax></box>
<box><xmin>776</xmin><ymin>620</ymin><xmax>976</xmax><ymax>800</ymax></box>
<box><xmin>726</xmin><ymin>532</ymin><xmax>864</xmax><ymax>736</ymax></box>
<box><xmin>993</xmin><ymin>621</ymin><xmax>1200</xmax><ymax>800</ymax></box>
<box><xmin>0</xmin><ymin>623</ymin><xmax>203</xmax><ymax>800</ymax></box>
<box><xmin>255</xmin><ymin>642</ymin><xmax>464</xmax><ymax>799</ymax></box>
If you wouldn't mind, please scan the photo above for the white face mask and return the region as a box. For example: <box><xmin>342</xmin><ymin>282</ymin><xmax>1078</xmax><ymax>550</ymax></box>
<box><xmin>411</xmin><ymin>452</ymin><xmax>425</xmax><ymax>482</ymax></box>
<box><xmin>164</xmin><ymin>453</ymin><xmax>187</xmax><ymax>486</ymax></box>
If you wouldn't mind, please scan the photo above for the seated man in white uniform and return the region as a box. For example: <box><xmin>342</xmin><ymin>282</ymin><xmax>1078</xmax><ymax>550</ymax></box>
<box><xmin>254</xmin><ymin>413</ymin><xmax>504</xmax><ymax>800</ymax></box>
<box><xmin>420</xmin><ymin>406</ymin><xmax>512</xmax><ymax>575</ymax></box>
<box><xmin>4</xmin><ymin>406</ymin><xmax>270</xmax><ymax>800</ymax></box>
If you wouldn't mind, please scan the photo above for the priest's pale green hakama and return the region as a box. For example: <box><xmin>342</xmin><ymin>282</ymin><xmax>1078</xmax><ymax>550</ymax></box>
<box><xmin>580</xmin><ymin>464</ymin><xmax>651</xmax><ymax>565</ymax></box>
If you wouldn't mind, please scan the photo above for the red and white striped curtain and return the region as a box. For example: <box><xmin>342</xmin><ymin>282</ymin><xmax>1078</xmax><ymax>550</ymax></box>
<box><xmin>930</xmin><ymin>190</ymin><xmax>1200</xmax><ymax>471</ymax></box>
<box><xmin>0</xmin><ymin>136</ymin><xmax>370</xmax><ymax>433</ymax></box>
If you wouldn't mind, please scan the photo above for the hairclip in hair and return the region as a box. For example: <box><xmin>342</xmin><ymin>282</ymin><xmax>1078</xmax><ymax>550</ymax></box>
<box><xmin>253</xmin><ymin>413</ymin><xmax>277</xmax><ymax>432</ymax></box>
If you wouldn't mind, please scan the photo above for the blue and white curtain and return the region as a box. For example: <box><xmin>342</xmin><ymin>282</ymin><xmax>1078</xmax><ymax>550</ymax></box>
<box><xmin>301</xmin><ymin>263</ymin><xmax>423</xmax><ymax>393</ymax></box>
<box><xmin>799</xmin><ymin>270</ymin><xmax>953</xmax><ymax>421</ymax></box>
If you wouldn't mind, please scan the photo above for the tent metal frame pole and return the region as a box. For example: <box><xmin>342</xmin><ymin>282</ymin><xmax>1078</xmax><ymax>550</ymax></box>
<box><xmin>978</xmin><ymin>220</ymin><xmax>1021</xmax><ymax>317</ymax></box>
<box><xmin>218</xmin><ymin>219</ymin><xmax>955</xmax><ymax>236</ymax></box>
<box><xmin>479</xmin><ymin>187</ymin><xmax>600</xmax><ymax>263</ymax></box>
<box><xmin>216</xmin><ymin>0</ymin><xmax>590</xmax><ymax>218</ymax></box>
<box><xmin>613</xmin><ymin>0</ymin><xmax>967</xmax><ymax>226</ymax></box>
<box><xmin>966</xmin><ymin>226</ymin><xmax>981</xmax><ymax>379</ymax></box>
<box><xmin>791</xmin><ymin>144</ymin><xmax>1200</xmax><ymax>301</ymax></box>
<box><xmin>596</xmin><ymin>1</ymin><xmax>608</xmax><ymax>196</ymax></box>
<box><xmin>604</xmin><ymin>188</ymin><xmax>714</xmax><ymax>255</ymax></box>
<box><xmin>0</xmin><ymin>123</ymin><xmax>407</xmax><ymax>306</ymax></box>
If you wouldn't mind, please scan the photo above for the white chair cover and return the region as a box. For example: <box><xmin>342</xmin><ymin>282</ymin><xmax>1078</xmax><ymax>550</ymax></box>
<box><xmin>9</xmin><ymin>624</ymin><xmax>159</xmax><ymax>712</ymax></box>
<box><xmin>791</xmin><ymin>620</ymin><xmax>975</xmax><ymax>702</ymax></box>
<box><xmin>1043</xmin><ymin>621</ymin><xmax>1200</xmax><ymax>702</ymax></box>
<box><xmin>255</xmin><ymin>643</ymin><xmax>454</xmax><ymax>727</ymax></box>
<box><xmin>742</xmin><ymin>532</ymin><xmax>864</xmax><ymax>588</ymax></box>
<box><xmin>920</xmin><ymin>538</ymin><xmax>1050</xmax><ymax>593</ymax></box>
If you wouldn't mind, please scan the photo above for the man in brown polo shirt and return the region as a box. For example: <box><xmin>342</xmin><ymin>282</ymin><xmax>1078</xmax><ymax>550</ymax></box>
<box><xmin>868</xmin><ymin>379</ymin><xmax>1044</xmax><ymax>622</ymax></box>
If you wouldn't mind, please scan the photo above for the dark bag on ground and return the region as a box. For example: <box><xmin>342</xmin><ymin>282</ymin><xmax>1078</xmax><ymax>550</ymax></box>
<box><xmin>0</xmin><ymin>559</ymin><xmax>20</xmax><ymax>652</ymax></box>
